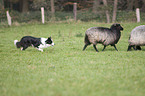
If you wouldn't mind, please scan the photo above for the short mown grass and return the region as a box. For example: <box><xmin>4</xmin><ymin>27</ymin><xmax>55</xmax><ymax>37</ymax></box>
<box><xmin>0</xmin><ymin>22</ymin><xmax>145</xmax><ymax>96</ymax></box>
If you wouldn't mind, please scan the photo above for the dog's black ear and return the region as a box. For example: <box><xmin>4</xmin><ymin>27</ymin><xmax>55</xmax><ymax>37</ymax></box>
<box><xmin>48</xmin><ymin>36</ymin><xmax>51</xmax><ymax>39</ymax></box>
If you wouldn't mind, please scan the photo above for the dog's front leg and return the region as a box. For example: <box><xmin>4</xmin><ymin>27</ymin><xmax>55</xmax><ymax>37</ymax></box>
<box><xmin>21</xmin><ymin>47</ymin><xmax>23</xmax><ymax>51</ymax></box>
<box><xmin>37</xmin><ymin>48</ymin><xmax>43</xmax><ymax>52</ymax></box>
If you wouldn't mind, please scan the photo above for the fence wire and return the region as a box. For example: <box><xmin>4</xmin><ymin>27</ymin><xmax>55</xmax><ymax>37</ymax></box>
<box><xmin>0</xmin><ymin>9</ymin><xmax>145</xmax><ymax>25</ymax></box>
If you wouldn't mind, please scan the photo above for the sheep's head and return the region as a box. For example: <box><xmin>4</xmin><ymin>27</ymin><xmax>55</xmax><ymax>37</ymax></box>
<box><xmin>110</xmin><ymin>23</ymin><xmax>123</xmax><ymax>31</ymax></box>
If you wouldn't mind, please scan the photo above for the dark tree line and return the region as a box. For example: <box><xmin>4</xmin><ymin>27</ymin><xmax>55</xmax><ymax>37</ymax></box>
<box><xmin>0</xmin><ymin>0</ymin><xmax>144</xmax><ymax>23</ymax></box>
<box><xmin>1</xmin><ymin>0</ymin><xmax>145</xmax><ymax>12</ymax></box>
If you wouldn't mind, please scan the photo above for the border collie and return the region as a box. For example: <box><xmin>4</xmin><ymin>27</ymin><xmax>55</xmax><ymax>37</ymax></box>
<box><xmin>14</xmin><ymin>36</ymin><xmax>54</xmax><ymax>52</ymax></box>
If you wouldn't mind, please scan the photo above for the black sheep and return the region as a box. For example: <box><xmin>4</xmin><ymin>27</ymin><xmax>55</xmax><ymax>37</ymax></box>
<box><xmin>83</xmin><ymin>23</ymin><xmax>123</xmax><ymax>52</ymax></box>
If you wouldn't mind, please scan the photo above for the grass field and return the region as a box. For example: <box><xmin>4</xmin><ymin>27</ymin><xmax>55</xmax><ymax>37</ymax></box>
<box><xmin>0</xmin><ymin>22</ymin><xmax>145</xmax><ymax>96</ymax></box>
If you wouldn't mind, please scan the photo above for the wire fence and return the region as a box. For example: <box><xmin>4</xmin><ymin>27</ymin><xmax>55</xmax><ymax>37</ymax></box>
<box><xmin>0</xmin><ymin>8</ymin><xmax>145</xmax><ymax>26</ymax></box>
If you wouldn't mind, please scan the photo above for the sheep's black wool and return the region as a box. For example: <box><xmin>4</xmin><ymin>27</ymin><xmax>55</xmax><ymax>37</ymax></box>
<box><xmin>83</xmin><ymin>23</ymin><xmax>123</xmax><ymax>52</ymax></box>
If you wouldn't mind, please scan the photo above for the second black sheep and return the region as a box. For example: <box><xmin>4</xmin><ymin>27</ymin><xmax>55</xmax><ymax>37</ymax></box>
<box><xmin>83</xmin><ymin>23</ymin><xmax>123</xmax><ymax>52</ymax></box>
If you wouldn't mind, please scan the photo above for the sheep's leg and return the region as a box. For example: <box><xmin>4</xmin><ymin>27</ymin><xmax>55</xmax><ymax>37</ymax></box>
<box><xmin>136</xmin><ymin>46</ymin><xmax>141</xmax><ymax>50</ymax></box>
<box><xmin>83</xmin><ymin>44</ymin><xmax>88</xmax><ymax>51</ymax></box>
<box><xmin>102</xmin><ymin>45</ymin><xmax>106</xmax><ymax>51</ymax></box>
<box><xmin>113</xmin><ymin>45</ymin><xmax>118</xmax><ymax>51</ymax></box>
<box><xmin>93</xmin><ymin>45</ymin><xmax>99</xmax><ymax>52</ymax></box>
<box><xmin>127</xmin><ymin>45</ymin><xmax>132</xmax><ymax>51</ymax></box>
<box><xmin>133</xmin><ymin>46</ymin><xmax>137</xmax><ymax>50</ymax></box>
<box><xmin>127</xmin><ymin>45</ymin><xmax>137</xmax><ymax>51</ymax></box>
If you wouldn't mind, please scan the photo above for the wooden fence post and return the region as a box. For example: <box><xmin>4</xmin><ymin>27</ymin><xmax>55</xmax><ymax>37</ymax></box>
<box><xmin>73</xmin><ymin>3</ymin><xmax>77</xmax><ymax>21</ymax></box>
<box><xmin>41</xmin><ymin>7</ymin><xmax>45</xmax><ymax>24</ymax></box>
<box><xmin>6</xmin><ymin>11</ymin><xmax>11</xmax><ymax>26</ymax></box>
<box><xmin>136</xmin><ymin>8</ymin><xmax>140</xmax><ymax>23</ymax></box>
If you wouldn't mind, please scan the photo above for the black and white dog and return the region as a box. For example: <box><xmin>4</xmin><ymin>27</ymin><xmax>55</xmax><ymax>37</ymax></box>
<box><xmin>14</xmin><ymin>36</ymin><xmax>54</xmax><ymax>52</ymax></box>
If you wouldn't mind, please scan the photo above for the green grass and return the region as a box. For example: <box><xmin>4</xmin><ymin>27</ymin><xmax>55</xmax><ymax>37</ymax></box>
<box><xmin>0</xmin><ymin>22</ymin><xmax>145</xmax><ymax>96</ymax></box>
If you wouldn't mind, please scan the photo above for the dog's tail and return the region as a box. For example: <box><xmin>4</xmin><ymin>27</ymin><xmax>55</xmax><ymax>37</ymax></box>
<box><xmin>14</xmin><ymin>40</ymin><xmax>21</xmax><ymax>48</ymax></box>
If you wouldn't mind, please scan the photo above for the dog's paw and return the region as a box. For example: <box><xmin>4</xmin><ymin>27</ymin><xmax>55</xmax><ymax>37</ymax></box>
<box><xmin>38</xmin><ymin>48</ymin><xmax>43</xmax><ymax>52</ymax></box>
